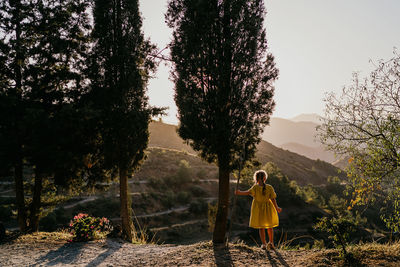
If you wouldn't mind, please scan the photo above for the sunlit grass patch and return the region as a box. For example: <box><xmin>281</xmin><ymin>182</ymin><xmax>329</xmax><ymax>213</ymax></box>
<box><xmin>13</xmin><ymin>231</ymin><xmax>72</xmax><ymax>244</ymax></box>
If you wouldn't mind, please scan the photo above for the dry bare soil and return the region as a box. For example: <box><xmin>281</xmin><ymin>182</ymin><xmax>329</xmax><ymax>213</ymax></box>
<box><xmin>1</xmin><ymin>232</ymin><xmax>400</xmax><ymax>267</ymax></box>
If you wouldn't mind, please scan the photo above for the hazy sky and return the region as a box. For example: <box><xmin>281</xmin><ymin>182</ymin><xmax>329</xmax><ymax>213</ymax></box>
<box><xmin>140</xmin><ymin>0</ymin><xmax>400</xmax><ymax>124</ymax></box>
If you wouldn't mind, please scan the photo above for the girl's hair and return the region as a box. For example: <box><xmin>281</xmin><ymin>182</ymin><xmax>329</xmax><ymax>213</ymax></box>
<box><xmin>254</xmin><ymin>170</ymin><xmax>268</xmax><ymax>195</ymax></box>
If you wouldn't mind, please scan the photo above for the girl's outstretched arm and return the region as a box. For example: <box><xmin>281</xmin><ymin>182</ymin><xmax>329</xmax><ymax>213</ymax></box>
<box><xmin>271</xmin><ymin>199</ymin><xmax>282</xmax><ymax>213</ymax></box>
<box><xmin>235</xmin><ymin>190</ymin><xmax>251</xmax><ymax>196</ymax></box>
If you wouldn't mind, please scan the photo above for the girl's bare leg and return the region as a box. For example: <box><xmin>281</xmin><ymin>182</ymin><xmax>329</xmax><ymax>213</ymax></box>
<box><xmin>267</xmin><ymin>228</ymin><xmax>275</xmax><ymax>248</ymax></box>
<box><xmin>259</xmin><ymin>228</ymin><xmax>267</xmax><ymax>245</ymax></box>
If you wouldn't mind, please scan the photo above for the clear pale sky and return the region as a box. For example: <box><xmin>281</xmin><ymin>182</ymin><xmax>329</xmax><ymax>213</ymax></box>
<box><xmin>140</xmin><ymin>0</ymin><xmax>400</xmax><ymax>124</ymax></box>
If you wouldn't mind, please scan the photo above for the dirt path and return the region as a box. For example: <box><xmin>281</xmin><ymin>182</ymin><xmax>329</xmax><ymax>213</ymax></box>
<box><xmin>0</xmin><ymin>237</ymin><xmax>315</xmax><ymax>267</ymax></box>
<box><xmin>1</xmin><ymin>233</ymin><xmax>399</xmax><ymax>266</ymax></box>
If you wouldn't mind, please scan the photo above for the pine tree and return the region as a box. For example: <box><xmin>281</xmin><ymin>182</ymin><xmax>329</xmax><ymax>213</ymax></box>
<box><xmin>0</xmin><ymin>0</ymin><xmax>91</xmax><ymax>231</ymax></box>
<box><xmin>22</xmin><ymin>0</ymin><xmax>91</xmax><ymax>231</ymax></box>
<box><xmin>0</xmin><ymin>0</ymin><xmax>36</xmax><ymax>231</ymax></box>
<box><xmin>89</xmin><ymin>0</ymin><xmax>163</xmax><ymax>241</ymax></box>
<box><xmin>166</xmin><ymin>0</ymin><xmax>278</xmax><ymax>243</ymax></box>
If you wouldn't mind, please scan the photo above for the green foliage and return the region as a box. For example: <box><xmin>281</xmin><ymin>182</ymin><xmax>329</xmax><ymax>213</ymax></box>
<box><xmin>175</xmin><ymin>160</ymin><xmax>192</xmax><ymax>184</ymax></box>
<box><xmin>162</xmin><ymin>160</ymin><xmax>193</xmax><ymax>188</ymax></box>
<box><xmin>189</xmin><ymin>185</ymin><xmax>208</xmax><ymax>197</ymax></box>
<box><xmin>380</xmin><ymin>185</ymin><xmax>400</xmax><ymax>232</ymax></box>
<box><xmin>161</xmin><ymin>190</ymin><xmax>177</xmax><ymax>209</ymax></box>
<box><xmin>69</xmin><ymin>213</ymin><xmax>113</xmax><ymax>242</ymax></box>
<box><xmin>71</xmin><ymin>197</ymin><xmax>120</xmax><ymax>219</ymax></box>
<box><xmin>312</xmin><ymin>239</ymin><xmax>325</xmax><ymax>249</ymax></box>
<box><xmin>88</xmin><ymin>0</ymin><xmax>164</xmax><ymax>172</ymax></box>
<box><xmin>318</xmin><ymin>52</ymin><xmax>400</xmax><ymax>232</ymax></box>
<box><xmin>88</xmin><ymin>0</ymin><xmax>165</xmax><ymax>241</ymax></box>
<box><xmin>166</xmin><ymin>0</ymin><xmax>278</xmax><ymax>168</ymax></box>
<box><xmin>177</xmin><ymin>191</ymin><xmax>191</xmax><ymax>204</ymax></box>
<box><xmin>314</xmin><ymin>216</ymin><xmax>358</xmax><ymax>254</ymax></box>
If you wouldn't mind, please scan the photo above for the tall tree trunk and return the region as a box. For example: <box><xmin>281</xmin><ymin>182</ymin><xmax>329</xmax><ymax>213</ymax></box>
<box><xmin>29</xmin><ymin>169</ymin><xmax>43</xmax><ymax>232</ymax></box>
<box><xmin>213</xmin><ymin>165</ymin><xmax>230</xmax><ymax>244</ymax></box>
<box><xmin>119</xmin><ymin>166</ymin><xmax>135</xmax><ymax>242</ymax></box>
<box><xmin>13</xmin><ymin>0</ymin><xmax>27</xmax><ymax>232</ymax></box>
<box><xmin>14</xmin><ymin>152</ymin><xmax>27</xmax><ymax>232</ymax></box>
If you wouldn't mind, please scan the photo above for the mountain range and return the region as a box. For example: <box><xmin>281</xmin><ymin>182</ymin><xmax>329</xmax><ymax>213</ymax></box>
<box><xmin>262</xmin><ymin>114</ymin><xmax>341</xmax><ymax>165</ymax></box>
<box><xmin>149</xmin><ymin>120</ymin><xmax>344</xmax><ymax>185</ymax></box>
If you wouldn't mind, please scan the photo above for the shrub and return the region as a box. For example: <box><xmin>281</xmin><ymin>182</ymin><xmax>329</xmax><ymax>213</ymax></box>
<box><xmin>69</xmin><ymin>213</ymin><xmax>113</xmax><ymax>242</ymax></box>
<box><xmin>161</xmin><ymin>191</ymin><xmax>176</xmax><ymax>208</ymax></box>
<box><xmin>314</xmin><ymin>216</ymin><xmax>357</xmax><ymax>256</ymax></box>
<box><xmin>177</xmin><ymin>191</ymin><xmax>191</xmax><ymax>204</ymax></box>
<box><xmin>189</xmin><ymin>185</ymin><xmax>207</xmax><ymax>197</ymax></box>
<box><xmin>189</xmin><ymin>199</ymin><xmax>208</xmax><ymax>214</ymax></box>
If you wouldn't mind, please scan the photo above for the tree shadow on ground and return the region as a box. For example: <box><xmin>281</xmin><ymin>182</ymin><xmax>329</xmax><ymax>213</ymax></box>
<box><xmin>213</xmin><ymin>244</ymin><xmax>233</xmax><ymax>267</ymax></box>
<box><xmin>272</xmin><ymin>249</ymin><xmax>290</xmax><ymax>267</ymax></box>
<box><xmin>265</xmin><ymin>250</ymin><xmax>279</xmax><ymax>267</ymax></box>
<box><xmin>85</xmin><ymin>239</ymin><xmax>123</xmax><ymax>266</ymax></box>
<box><xmin>35</xmin><ymin>239</ymin><xmax>123</xmax><ymax>266</ymax></box>
<box><xmin>36</xmin><ymin>242</ymin><xmax>86</xmax><ymax>266</ymax></box>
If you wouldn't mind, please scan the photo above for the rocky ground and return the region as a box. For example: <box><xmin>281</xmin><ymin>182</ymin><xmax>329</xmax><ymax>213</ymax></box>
<box><xmin>1</xmin><ymin>232</ymin><xmax>400</xmax><ymax>267</ymax></box>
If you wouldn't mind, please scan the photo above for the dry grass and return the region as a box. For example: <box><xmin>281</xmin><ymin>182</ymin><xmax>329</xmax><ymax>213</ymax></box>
<box><xmin>10</xmin><ymin>231</ymin><xmax>72</xmax><ymax>244</ymax></box>
<box><xmin>306</xmin><ymin>241</ymin><xmax>400</xmax><ymax>266</ymax></box>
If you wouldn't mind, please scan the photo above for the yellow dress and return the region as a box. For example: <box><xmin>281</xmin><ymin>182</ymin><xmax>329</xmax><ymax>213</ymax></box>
<box><xmin>248</xmin><ymin>184</ymin><xmax>279</xmax><ymax>229</ymax></box>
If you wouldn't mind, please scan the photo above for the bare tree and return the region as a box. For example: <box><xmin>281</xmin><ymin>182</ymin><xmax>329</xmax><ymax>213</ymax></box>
<box><xmin>318</xmin><ymin>50</ymin><xmax>400</xmax><ymax>231</ymax></box>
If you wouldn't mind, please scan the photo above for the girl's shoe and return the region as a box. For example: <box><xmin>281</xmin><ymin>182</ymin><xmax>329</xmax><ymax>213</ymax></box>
<box><xmin>261</xmin><ymin>244</ymin><xmax>267</xmax><ymax>250</ymax></box>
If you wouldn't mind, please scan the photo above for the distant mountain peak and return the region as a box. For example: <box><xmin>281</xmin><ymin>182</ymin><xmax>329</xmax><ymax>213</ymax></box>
<box><xmin>290</xmin><ymin>113</ymin><xmax>322</xmax><ymax>124</ymax></box>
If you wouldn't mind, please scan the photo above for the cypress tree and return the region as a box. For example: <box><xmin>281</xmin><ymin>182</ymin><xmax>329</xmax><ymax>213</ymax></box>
<box><xmin>166</xmin><ymin>0</ymin><xmax>278</xmax><ymax>243</ymax></box>
<box><xmin>89</xmin><ymin>0</ymin><xmax>163</xmax><ymax>241</ymax></box>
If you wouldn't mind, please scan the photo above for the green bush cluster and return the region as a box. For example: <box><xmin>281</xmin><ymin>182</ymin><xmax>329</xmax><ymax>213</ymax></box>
<box><xmin>189</xmin><ymin>185</ymin><xmax>207</xmax><ymax>197</ymax></box>
<box><xmin>69</xmin><ymin>213</ymin><xmax>112</xmax><ymax>242</ymax></box>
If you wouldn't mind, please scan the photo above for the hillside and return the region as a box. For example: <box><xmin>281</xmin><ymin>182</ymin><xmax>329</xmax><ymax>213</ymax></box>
<box><xmin>262</xmin><ymin>117</ymin><xmax>320</xmax><ymax>148</ymax></box>
<box><xmin>261</xmin><ymin>117</ymin><xmax>338</xmax><ymax>165</ymax></box>
<box><xmin>281</xmin><ymin>142</ymin><xmax>336</xmax><ymax>163</ymax></box>
<box><xmin>291</xmin><ymin>113</ymin><xmax>322</xmax><ymax>124</ymax></box>
<box><xmin>149</xmin><ymin>121</ymin><xmax>344</xmax><ymax>185</ymax></box>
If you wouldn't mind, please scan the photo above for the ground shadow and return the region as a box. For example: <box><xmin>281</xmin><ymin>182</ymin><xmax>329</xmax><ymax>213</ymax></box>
<box><xmin>213</xmin><ymin>244</ymin><xmax>233</xmax><ymax>267</ymax></box>
<box><xmin>35</xmin><ymin>239</ymin><xmax>123</xmax><ymax>266</ymax></box>
<box><xmin>36</xmin><ymin>242</ymin><xmax>86</xmax><ymax>266</ymax></box>
<box><xmin>85</xmin><ymin>239</ymin><xmax>123</xmax><ymax>267</ymax></box>
<box><xmin>273</xmin><ymin>249</ymin><xmax>290</xmax><ymax>267</ymax></box>
<box><xmin>265</xmin><ymin>250</ymin><xmax>279</xmax><ymax>267</ymax></box>
<box><xmin>0</xmin><ymin>231</ymin><xmax>21</xmax><ymax>245</ymax></box>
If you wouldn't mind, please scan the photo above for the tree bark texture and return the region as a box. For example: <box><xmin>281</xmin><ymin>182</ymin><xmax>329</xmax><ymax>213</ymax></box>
<box><xmin>29</xmin><ymin>169</ymin><xmax>43</xmax><ymax>232</ymax></box>
<box><xmin>212</xmin><ymin>165</ymin><xmax>231</xmax><ymax>243</ymax></box>
<box><xmin>119</xmin><ymin>166</ymin><xmax>135</xmax><ymax>242</ymax></box>
<box><xmin>14</xmin><ymin>153</ymin><xmax>27</xmax><ymax>231</ymax></box>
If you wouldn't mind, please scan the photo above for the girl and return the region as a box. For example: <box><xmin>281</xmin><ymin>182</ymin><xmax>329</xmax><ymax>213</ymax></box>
<box><xmin>235</xmin><ymin>170</ymin><xmax>282</xmax><ymax>250</ymax></box>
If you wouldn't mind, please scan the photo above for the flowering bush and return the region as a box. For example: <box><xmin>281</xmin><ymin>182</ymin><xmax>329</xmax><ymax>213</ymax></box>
<box><xmin>69</xmin><ymin>213</ymin><xmax>113</xmax><ymax>242</ymax></box>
